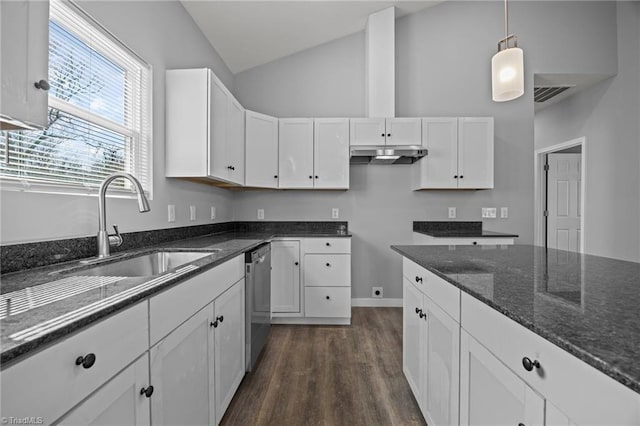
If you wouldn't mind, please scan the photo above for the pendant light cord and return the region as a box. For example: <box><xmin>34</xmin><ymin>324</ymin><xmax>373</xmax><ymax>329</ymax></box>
<box><xmin>504</xmin><ymin>0</ymin><xmax>509</xmax><ymax>44</ymax></box>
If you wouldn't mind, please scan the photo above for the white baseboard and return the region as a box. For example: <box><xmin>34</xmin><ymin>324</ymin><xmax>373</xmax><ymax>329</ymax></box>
<box><xmin>271</xmin><ymin>317</ymin><xmax>350</xmax><ymax>325</ymax></box>
<box><xmin>351</xmin><ymin>298</ymin><xmax>402</xmax><ymax>307</ymax></box>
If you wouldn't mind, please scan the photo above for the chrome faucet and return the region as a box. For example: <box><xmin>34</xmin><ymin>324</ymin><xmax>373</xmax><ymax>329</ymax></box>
<box><xmin>97</xmin><ymin>173</ymin><xmax>150</xmax><ymax>258</ymax></box>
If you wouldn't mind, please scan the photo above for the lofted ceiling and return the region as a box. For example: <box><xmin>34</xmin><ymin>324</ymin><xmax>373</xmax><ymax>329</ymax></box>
<box><xmin>180</xmin><ymin>1</ymin><xmax>442</xmax><ymax>74</ymax></box>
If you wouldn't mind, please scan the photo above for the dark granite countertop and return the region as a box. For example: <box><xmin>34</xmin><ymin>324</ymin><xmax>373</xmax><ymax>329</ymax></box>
<box><xmin>0</xmin><ymin>230</ymin><xmax>351</xmax><ymax>366</ymax></box>
<box><xmin>390</xmin><ymin>244</ymin><xmax>640</xmax><ymax>394</ymax></box>
<box><xmin>413</xmin><ymin>221</ymin><xmax>519</xmax><ymax>238</ymax></box>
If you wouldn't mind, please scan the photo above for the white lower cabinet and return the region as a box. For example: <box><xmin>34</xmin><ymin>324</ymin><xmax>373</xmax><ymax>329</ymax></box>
<box><xmin>403</xmin><ymin>277</ymin><xmax>459</xmax><ymax>426</ymax></box>
<box><xmin>150</xmin><ymin>307</ymin><xmax>215</xmax><ymax>425</ymax></box>
<box><xmin>58</xmin><ymin>354</ymin><xmax>151</xmax><ymax>426</ymax></box>
<box><xmin>460</xmin><ymin>329</ymin><xmax>544</xmax><ymax>426</ymax></box>
<box><xmin>271</xmin><ymin>239</ymin><xmax>301</xmax><ymax>314</ymax></box>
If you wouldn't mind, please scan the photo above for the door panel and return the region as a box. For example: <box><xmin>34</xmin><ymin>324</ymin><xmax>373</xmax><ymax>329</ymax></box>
<box><xmin>226</xmin><ymin>96</ymin><xmax>245</xmax><ymax>185</ymax></box>
<box><xmin>458</xmin><ymin>117</ymin><xmax>494</xmax><ymax>189</ymax></box>
<box><xmin>419</xmin><ymin>118</ymin><xmax>458</xmax><ymax>188</ymax></box>
<box><xmin>349</xmin><ymin>118</ymin><xmax>386</xmax><ymax>146</ymax></box>
<box><xmin>271</xmin><ymin>240</ymin><xmax>301</xmax><ymax>313</ymax></box>
<box><xmin>278</xmin><ymin>119</ymin><xmax>314</xmax><ymax>188</ymax></box>
<box><xmin>547</xmin><ymin>153</ymin><xmax>582</xmax><ymax>252</ymax></box>
<box><xmin>314</xmin><ymin>118</ymin><xmax>349</xmax><ymax>189</ymax></box>
<box><xmin>245</xmin><ymin>111</ymin><xmax>278</xmax><ymax>188</ymax></box>
<box><xmin>403</xmin><ymin>278</ymin><xmax>424</xmax><ymax>407</ymax></box>
<box><xmin>386</xmin><ymin>118</ymin><xmax>421</xmax><ymax>146</ymax></box>
<box><xmin>209</xmin><ymin>73</ymin><xmax>228</xmax><ymax>180</ymax></box>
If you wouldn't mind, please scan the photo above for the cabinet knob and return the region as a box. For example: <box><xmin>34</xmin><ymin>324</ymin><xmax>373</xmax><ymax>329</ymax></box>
<box><xmin>387</xmin><ymin>133</ymin><xmax>391</xmax><ymax>137</ymax></box>
<box><xmin>216</xmin><ymin>315</ymin><xmax>224</xmax><ymax>323</ymax></box>
<box><xmin>140</xmin><ymin>386</ymin><xmax>154</xmax><ymax>398</ymax></box>
<box><xmin>522</xmin><ymin>357</ymin><xmax>541</xmax><ymax>372</ymax></box>
<box><xmin>294</xmin><ymin>261</ymin><xmax>299</xmax><ymax>266</ymax></box>
<box><xmin>419</xmin><ymin>312</ymin><xmax>426</xmax><ymax>319</ymax></box>
<box><xmin>34</xmin><ymin>79</ymin><xmax>50</xmax><ymax>91</ymax></box>
<box><xmin>415</xmin><ymin>276</ymin><xmax>423</xmax><ymax>283</ymax></box>
<box><xmin>518</xmin><ymin>424</ymin><xmax>525</xmax><ymax>426</ymax></box>
<box><xmin>415</xmin><ymin>307</ymin><xmax>420</xmax><ymax>314</ymax></box>
<box><xmin>315</xmin><ymin>175</ymin><xmax>318</xmax><ymax>179</ymax></box>
<box><xmin>325</xmin><ymin>263</ymin><xmax>331</xmax><ymax>267</ymax></box>
<box><xmin>231</xmin><ymin>166</ymin><xmax>235</xmax><ymax>171</ymax></box>
<box><xmin>75</xmin><ymin>353</ymin><xmax>96</xmax><ymax>369</ymax></box>
<box><xmin>309</xmin><ymin>175</ymin><xmax>313</xmax><ymax>179</ymax></box>
<box><xmin>454</xmin><ymin>175</ymin><xmax>458</xmax><ymax>179</ymax></box>
<box><xmin>459</xmin><ymin>175</ymin><xmax>463</xmax><ymax>179</ymax></box>
<box><xmin>211</xmin><ymin>321</ymin><xmax>218</xmax><ymax>328</ymax></box>
<box><xmin>381</xmin><ymin>133</ymin><xmax>385</xmax><ymax>137</ymax></box>
<box><xmin>326</xmin><ymin>295</ymin><xmax>330</xmax><ymax>300</ymax></box>
<box><xmin>274</xmin><ymin>175</ymin><xmax>278</xmax><ymax>179</ymax></box>
<box><xmin>325</xmin><ymin>242</ymin><xmax>331</xmax><ymax>246</ymax></box>
<box><xmin>472</xmin><ymin>241</ymin><xmax>478</xmax><ymax>245</ymax></box>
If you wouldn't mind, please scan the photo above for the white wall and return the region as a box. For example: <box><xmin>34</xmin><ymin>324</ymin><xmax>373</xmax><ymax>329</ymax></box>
<box><xmin>535</xmin><ymin>2</ymin><xmax>640</xmax><ymax>262</ymax></box>
<box><xmin>0</xmin><ymin>1</ymin><xmax>235</xmax><ymax>244</ymax></box>
<box><xmin>234</xmin><ymin>1</ymin><xmax>619</xmax><ymax>299</ymax></box>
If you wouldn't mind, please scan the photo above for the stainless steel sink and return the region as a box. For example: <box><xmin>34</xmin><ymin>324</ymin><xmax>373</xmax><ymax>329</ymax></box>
<box><xmin>81</xmin><ymin>251</ymin><xmax>217</xmax><ymax>277</ymax></box>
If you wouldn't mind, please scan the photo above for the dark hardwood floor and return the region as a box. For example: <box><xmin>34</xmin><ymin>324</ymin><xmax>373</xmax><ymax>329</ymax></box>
<box><xmin>221</xmin><ymin>307</ymin><xmax>426</xmax><ymax>426</ymax></box>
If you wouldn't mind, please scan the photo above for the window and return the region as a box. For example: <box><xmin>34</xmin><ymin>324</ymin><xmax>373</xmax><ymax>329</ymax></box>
<box><xmin>0</xmin><ymin>0</ymin><xmax>152</xmax><ymax>196</ymax></box>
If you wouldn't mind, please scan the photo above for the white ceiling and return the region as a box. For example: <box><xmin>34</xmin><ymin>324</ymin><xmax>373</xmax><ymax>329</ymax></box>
<box><xmin>181</xmin><ymin>1</ymin><xmax>442</xmax><ymax>74</ymax></box>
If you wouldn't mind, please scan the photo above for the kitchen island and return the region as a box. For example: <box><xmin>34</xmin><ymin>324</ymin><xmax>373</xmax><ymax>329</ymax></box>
<box><xmin>391</xmin><ymin>244</ymin><xmax>640</xmax><ymax>426</ymax></box>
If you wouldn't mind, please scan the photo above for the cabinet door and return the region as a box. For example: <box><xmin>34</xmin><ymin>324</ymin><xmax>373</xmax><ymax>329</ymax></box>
<box><xmin>0</xmin><ymin>0</ymin><xmax>49</xmax><ymax>130</ymax></box>
<box><xmin>313</xmin><ymin>118</ymin><xmax>349</xmax><ymax>189</ymax></box>
<box><xmin>386</xmin><ymin>118</ymin><xmax>421</xmax><ymax>146</ymax></box>
<box><xmin>214</xmin><ymin>279</ymin><xmax>246</xmax><ymax>424</ymax></box>
<box><xmin>403</xmin><ymin>278</ymin><xmax>425</xmax><ymax>408</ymax></box>
<box><xmin>413</xmin><ymin>117</ymin><xmax>458</xmax><ymax>189</ymax></box>
<box><xmin>226</xmin><ymin>95</ymin><xmax>245</xmax><ymax>185</ymax></box>
<box><xmin>150</xmin><ymin>307</ymin><xmax>215</xmax><ymax>426</ymax></box>
<box><xmin>58</xmin><ymin>355</ymin><xmax>151</xmax><ymax>426</ymax></box>
<box><xmin>278</xmin><ymin>118</ymin><xmax>314</xmax><ymax>188</ymax></box>
<box><xmin>349</xmin><ymin>118</ymin><xmax>386</xmax><ymax>146</ymax></box>
<box><xmin>209</xmin><ymin>71</ymin><xmax>229</xmax><ymax>180</ymax></box>
<box><xmin>458</xmin><ymin>117</ymin><xmax>494</xmax><ymax>189</ymax></box>
<box><xmin>245</xmin><ymin>110</ymin><xmax>279</xmax><ymax>188</ymax></box>
<box><xmin>423</xmin><ymin>297</ymin><xmax>460</xmax><ymax>426</ymax></box>
<box><xmin>460</xmin><ymin>330</ymin><xmax>544</xmax><ymax>426</ymax></box>
<box><xmin>271</xmin><ymin>240</ymin><xmax>301</xmax><ymax>313</ymax></box>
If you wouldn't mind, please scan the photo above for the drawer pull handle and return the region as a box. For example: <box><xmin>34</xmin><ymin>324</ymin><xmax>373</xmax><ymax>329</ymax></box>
<box><xmin>518</xmin><ymin>424</ymin><xmax>525</xmax><ymax>426</ymax></box>
<box><xmin>415</xmin><ymin>276</ymin><xmax>423</xmax><ymax>283</ymax></box>
<box><xmin>472</xmin><ymin>241</ymin><xmax>478</xmax><ymax>245</ymax></box>
<box><xmin>522</xmin><ymin>357</ymin><xmax>540</xmax><ymax>372</ymax></box>
<box><xmin>75</xmin><ymin>353</ymin><xmax>96</xmax><ymax>369</ymax></box>
<box><xmin>140</xmin><ymin>386</ymin><xmax>154</xmax><ymax>398</ymax></box>
<box><xmin>211</xmin><ymin>321</ymin><xmax>218</xmax><ymax>328</ymax></box>
<box><xmin>294</xmin><ymin>261</ymin><xmax>299</xmax><ymax>266</ymax></box>
<box><xmin>326</xmin><ymin>296</ymin><xmax>330</xmax><ymax>300</ymax></box>
<box><xmin>415</xmin><ymin>308</ymin><xmax>423</xmax><ymax>316</ymax></box>
<box><xmin>216</xmin><ymin>315</ymin><xmax>224</xmax><ymax>323</ymax></box>
<box><xmin>326</xmin><ymin>263</ymin><xmax>331</xmax><ymax>267</ymax></box>
<box><xmin>325</xmin><ymin>242</ymin><xmax>331</xmax><ymax>246</ymax></box>
<box><xmin>419</xmin><ymin>312</ymin><xmax>426</xmax><ymax>319</ymax></box>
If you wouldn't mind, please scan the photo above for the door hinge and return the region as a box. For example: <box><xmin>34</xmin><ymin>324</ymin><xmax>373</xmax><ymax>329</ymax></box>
<box><xmin>543</xmin><ymin>164</ymin><xmax>550</xmax><ymax>171</ymax></box>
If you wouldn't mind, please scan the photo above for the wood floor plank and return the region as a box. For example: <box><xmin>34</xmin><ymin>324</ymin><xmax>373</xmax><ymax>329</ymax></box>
<box><xmin>220</xmin><ymin>307</ymin><xmax>426</xmax><ymax>426</ymax></box>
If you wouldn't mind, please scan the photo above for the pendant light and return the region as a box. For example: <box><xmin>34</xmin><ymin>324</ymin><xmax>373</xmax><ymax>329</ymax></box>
<box><xmin>491</xmin><ymin>0</ymin><xmax>524</xmax><ymax>102</ymax></box>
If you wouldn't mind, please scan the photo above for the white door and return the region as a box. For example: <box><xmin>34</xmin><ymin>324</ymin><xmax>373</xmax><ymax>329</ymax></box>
<box><xmin>150</xmin><ymin>307</ymin><xmax>214</xmax><ymax>426</ymax></box>
<box><xmin>213</xmin><ymin>279</ymin><xmax>246</xmax><ymax>424</ymax></box>
<box><xmin>423</xmin><ymin>297</ymin><xmax>460</xmax><ymax>426</ymax></box>
<box><xmin>271</xmin><ymin>240</ymin><xmax>301</xmax><ymax>313</ymax></box>
<box><xmin>0</xmin><ymin>0</ymin><xmax>49</xmax><ymax>129</ymax></box>
<box><xmin>458</xmin><ymin>117</ymin><xmax>494</xmax><ymax>189</ymax></box>
<box><xmin>415</xmin><ymin>117</ymin><xmax>458</xmax><ymax>189</ymax></box>
<box><xmin>313</xmin><ymin>118</ymin><xmax>349</xmax><ymax>189</ymax></box>
<box><xmin>278</xmin><ymin>118</ymin><xmax>314</xmax><ymax>188</ymax></box>
<box><xmin>245</xmin><ymin>110</ymin><xmax>279</xmax><ymax>188</ymax></box>
<box><xmin>386</xmin><ymin>118</ymin><xmax>422</xmax><ymax>146</ymax></box>
<box><xmin>460</xmin><ymin>330</ymin><xmax>544</xmax><ymax>426</ymax></box>
<box><xmin>403</xmin><ymin>278</ymin><xmax>424</xmax><ymax>408</ymax></box>
<box><xmin>226</xmin><ymin>96</ymin><xmax>245</xmax><ymax>185</ymax></box>
<box><xmin>58</xmin><ymin>355</ymin><xmax>151</xmax><ymax>426</ymax></box>
<box><xmin>547</xmin><ymin>153</ymin><xmax>582</xmax><ymax>252</ymax></box>
<box><xmin>349</xmin><ymin>118</ymin><xmax>386</xmax><ymax>146</ymax></box>
<box><xmin>209</xmin><ymin>72</ymin><xmax>229</xmax><ymax>180</ymax></box>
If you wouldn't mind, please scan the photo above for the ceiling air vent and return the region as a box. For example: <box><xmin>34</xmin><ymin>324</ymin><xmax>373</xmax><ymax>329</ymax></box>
<box><xmin>534</xmin><ymin>85</ymin><xmax>575</xmax><ymax>103</ymax></box>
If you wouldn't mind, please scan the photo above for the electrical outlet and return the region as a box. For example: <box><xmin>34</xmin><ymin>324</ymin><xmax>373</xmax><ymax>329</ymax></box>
<box><xmin>257</xmin><ymin>209</ymin><xmax>265</xmax><ymax>220</ymax></box>
<box><xmin>482</xmin><ymin>208</ymin><xmax>497</xmax><ymax>218</ymax></box>
<box><xmin>332</xmin><ymin>208</ymin><xmax>339</xmax><ymax>219</ymax></box>
<box><xmin>448</xmin><ymin>207</ymin><xmax>456</xmax><ymax>219</ymax></box>
<box><xmin>501</xmin><ymin>207</ymin><xmax>508</xmax><ymax>218</ymax></box>
<box><xmin>189</xmin><ymin>205</ymin><xmax>196</xmax><ymax>221</ymax></box>
<box><xmin>168</xmin><ymin>204</ymin><xmax>175</xmax><ymax>223</ymax></box>
<box><xmin>210</xmin><ymin>206</ymin><xmax>216</xmax><ymax>220</ymax></box>
<box><xmin>372</xmin><ymin>287</ymin><xmax>383</xmax><ymax>298</ymax></box>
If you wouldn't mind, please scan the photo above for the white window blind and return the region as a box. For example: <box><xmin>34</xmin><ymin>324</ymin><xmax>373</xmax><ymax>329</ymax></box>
<box><xmin>0</xmin><ymin>0</ymin><xmax>152</xmax><ymax>196</ymax></box>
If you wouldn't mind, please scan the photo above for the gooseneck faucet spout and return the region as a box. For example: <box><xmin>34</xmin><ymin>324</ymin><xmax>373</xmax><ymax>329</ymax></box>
<box><xmin>97</xmin><ymin>173</ymin><xmax>150</xmax><ymax>258</ymax></box>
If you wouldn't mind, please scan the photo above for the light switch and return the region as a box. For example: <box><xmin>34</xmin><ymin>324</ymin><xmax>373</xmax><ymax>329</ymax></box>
<box><xmin>448</xmin><ymin>207</ymin><xmax>456</xmax><ymax>219</ymax></box>
<box><xmin>501</xmin><ymin>207</ymin><xmax>508</xmax><ymax>218</ymax></box>
<box><xmin>168</xmin><ymin>204</ymin><xmax>175</xmax><ymax>223</ymax></box>
<box><xmin>332</xmin><ymin>208</ymin><xmax>339</xmax><ymax>219</ymax></box>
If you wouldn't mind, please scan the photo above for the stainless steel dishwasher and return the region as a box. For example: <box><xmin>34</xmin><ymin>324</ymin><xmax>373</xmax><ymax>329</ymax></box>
<box><xmin>245</xmin><ymin>242</ymin><xmax>271</xmax><ymax>371</ymax></box>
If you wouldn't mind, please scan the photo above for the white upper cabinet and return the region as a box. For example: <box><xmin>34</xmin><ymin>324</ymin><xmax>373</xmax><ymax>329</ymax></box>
<box><xmin>278</xmin><ymin>118</ymin><xmax>315</xmax><ymax>188</ymax></box>
<box><xmin>313</xmin><ymin>118</ymin><xmax>349</xmax><ymax>189</ymax></box>
<box><xmin>166</xmin><ymin>68</ymin><xmax>245</xmax><ymax>185</ymax></box>
<box><xmin>413</xmin><ymin>117</ymin><xmax>494</xmax><ymax>189</ymax></box>
<box><xmin>350</xmin><ymin>118</ymin><xmax>421</xmax><ymax>146</ymax></box>
<box><xmin>245</xmin><ymin>110</ymin><xmax>279</xmax><ymax>188</ymax></box>
<box><xmin>0</xmin><ymin>0</ymin><xmax>49</xmax><ymax>130</ymax></box>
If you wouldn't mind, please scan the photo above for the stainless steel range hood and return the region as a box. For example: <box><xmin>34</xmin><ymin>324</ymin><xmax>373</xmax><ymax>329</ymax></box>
<box><xmin>350</xmin><ymin>146</ymin><xmax>428</xmax><ymax>165</ymax></box>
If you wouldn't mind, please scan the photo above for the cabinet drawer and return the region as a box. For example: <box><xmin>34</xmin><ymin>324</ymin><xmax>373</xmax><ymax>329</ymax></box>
<box><xmin>304</xmin><ymin>238</ymin><xmax>351</xmax><ymax>254</ymax></box>
<box><xmin>1</xmin><ymin>302</ymin><xmax>148</xmax><ymax>423</ymax></box>
<box><xmin>413</xmin><ymin>232</ymin><xmax>515</xmax><ymax>246</ymax></box>
<box><xmin>150</xmin><ymin>255</ymin><xmax>244</xmax><ymax>345</ymax></box>
<box><xmin>304</xmin><ymin>254</ymin><xmax>350</xmax><ymax>287</ymax></box>
<box><xmin>305</xmin><ymin>287</ymin><xmax>351</xmax><ymax>318</ymax></box>
<box><xmin>402</xmin><ymin>258</ymin><xmax>460</xmax><ymax>321</ymax></box>
<box><xmin>461</xmin><ymin>293</ymin><xmax>640</xmax><ymax>425</ymax></box>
